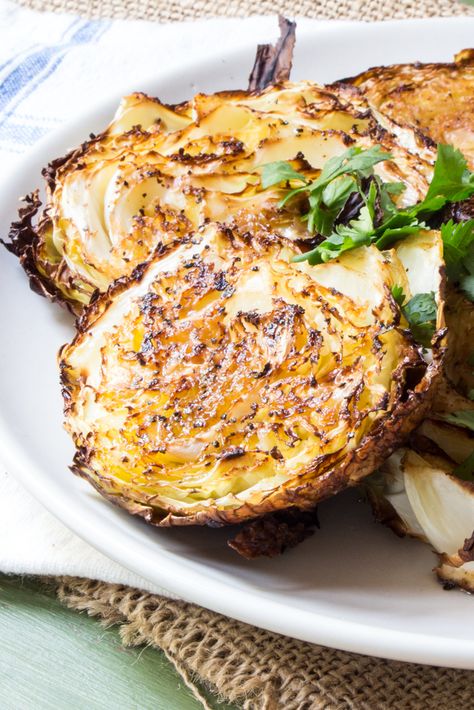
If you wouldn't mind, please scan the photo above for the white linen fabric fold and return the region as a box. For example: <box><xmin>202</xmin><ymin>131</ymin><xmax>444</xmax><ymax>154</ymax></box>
<box><xmin>0</xmin><ymin>0</ymin><xmax>302</xmax><ymax>593</ymax></box>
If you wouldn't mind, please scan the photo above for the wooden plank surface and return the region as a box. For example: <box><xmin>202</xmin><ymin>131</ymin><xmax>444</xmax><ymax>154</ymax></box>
<box><xmin>0</xmin><ymin>574</ymin><xmax>232</xmax><ymax>710</ymax></box>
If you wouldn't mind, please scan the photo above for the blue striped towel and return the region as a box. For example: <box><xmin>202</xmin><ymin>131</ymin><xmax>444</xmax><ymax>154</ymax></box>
<box><xmin>0</xmin><ymin>1</ymin><xmax>280</xmax><ymax>175</ymax></box>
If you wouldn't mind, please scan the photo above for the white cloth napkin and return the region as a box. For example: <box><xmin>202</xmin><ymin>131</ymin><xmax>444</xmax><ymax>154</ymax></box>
<box><xmin>0</xmin><ymin>1</ymin><xmax>313</xmax><ymax>594</ymax></box>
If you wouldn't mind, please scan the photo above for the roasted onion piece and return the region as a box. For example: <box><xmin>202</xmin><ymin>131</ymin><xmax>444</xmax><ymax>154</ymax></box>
<box><xmin>367</xmin><ymin>431</ymin><xmax>474</xmax><ymax>593</ymax></box>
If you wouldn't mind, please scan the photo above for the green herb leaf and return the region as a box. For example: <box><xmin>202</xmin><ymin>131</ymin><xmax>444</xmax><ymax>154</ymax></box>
<box><xmin>336</xmin><ymin>145</ymin><xmax>392</xmax><ymax>175</ymax></box>
<box><xmin>307</xmin><ymin>175</ymin><xmax>359</xmax><ymax>236</ymax></box>
<box><xmin>384</xmin><ymin>182</ymin><xmax>406</xmax><ymax>195</ymax></box>
<box><xmin>308</xmin><ymin>145</ymin><xmax>391</xmax><ymax>192</ymax></box>
<box><xmin>424</xmin><ymin>144</ymin><xmax>474</xmax><ymax>203</ymax></box>
<box><xmin>374</xmin><ymin>223</ymin><xmax>422</xmax><ymax>250</ymax></box>
<box><xmin>442</xmin><ymin>410</ymin><xmax>474</xmax><ymax>432</ymax></box>
<box><xmin>263</xmin><ymin>143</ymin><xmax>474</xmax><ymax>281</ymax></box>
<box><xmin>402</xmin><ymin>292</ymin><xmax>437</xmax><ymax>347</ymax></box>
<box><xmin>375</xmin><ymin>179</ymin><xmax>405</xmax><ymax>220</ymax></box>
<box><xmin>440</xmin><ymin>409</ymin><xmax>474</xmax><ymax>480</ymax></box>
<box><xmin>278</xmin><ymin>185</ymin><xmax>309</xmax><ymax>208</ymax></box>
<box><xmin>460</xmin><ymin>273</ymin><xmax>474</xmax><ymax>301</ymax></box>
<box><xmin>321</xmin><ymin>175</ymin><xmax>358</xmax><ymax>210</ymax></box>
<box><xmin>284</xmin><ymin>146</ymin><xmax>393</xmax><ymax>238</ymax></box>
<box><xmin>293</xmin><ymin>203</ymin><xmax>375</xmax><ymax>265</ymax></box>
<box><xmin>336</xmin><ymin>203</ymin><xmax>375</xmax><ymax>241</ymax></box>
<box><xmin>440</xmin><ymin>218</ymin><xmax>474</xmax><ymax>303</ymax></box>
<box><xmin>403</xmin><ymin>292</ymin><xmax>437</xmax><ymax>324</ymax></box>
<box><xmin>454</xmin><ymin>450</ymin><xmax>474</xmax><ymax>481</ymax></box>
<box><xmin>440</xmin><ymin>219</ymin><xmax>474</xmax><ymax>283</ymax></box>
<box><xmin>261</xmin><ymin>162</ymin><xmax>308</xmax><ymax>189</ymax></box>
<box><xmin>391</xmin><ymin>284</ymin><xmax>406</xmax><ymax>306</ymax></box>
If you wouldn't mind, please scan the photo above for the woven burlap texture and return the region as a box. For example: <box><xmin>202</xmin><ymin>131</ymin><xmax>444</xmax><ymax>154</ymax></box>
<box><xmin>56</xmin><ymin>577</ymin><xmax>474</xmax><ymax>710</ymax></box>
<box><xmin>15</xmin><ymin>0</ymin><xmax>474</xmax><ymax>707</ymax></box>
<box><xmin>15</xmin><ymin>0</ymin><xmax>474</xmax><ymax>22</ymax></box>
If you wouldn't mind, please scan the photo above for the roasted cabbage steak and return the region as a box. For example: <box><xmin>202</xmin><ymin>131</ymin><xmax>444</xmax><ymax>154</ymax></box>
<box><xmin>6</xmin><ymin>81</ymin><xmax>433</xmax><ymax>313</ymax></box>
<box><xmin>345</xmin><ymin>49</ymin><xmax>474</xmax><ymax>169</ymax></box>
<box><xmin>59</xmin><ymin>226</ymin><xmax>445</xmax><ymax>527</ymax></box>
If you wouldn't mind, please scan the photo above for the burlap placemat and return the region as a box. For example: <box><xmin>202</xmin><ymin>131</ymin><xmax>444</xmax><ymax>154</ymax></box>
<box><xmin>14</xmin><ymin>0</ymin><xmax>474</xmax><ymax>21</ymax></box>
<box><xmin>13</xmin><ymin>0</ymin><xmax>474</xmax><ymax>707</ymax></box>
<box><xmin>56</xmin><ymin>577</ymin><xmax>474</xmax><ymax>710</ymax></box>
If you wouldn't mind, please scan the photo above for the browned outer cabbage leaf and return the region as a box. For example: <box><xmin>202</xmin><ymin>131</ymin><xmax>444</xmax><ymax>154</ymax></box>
<box><xmin>344</xmin><ymin>49</ymin><xmax>474</xmax><ymax>169</ymax></box>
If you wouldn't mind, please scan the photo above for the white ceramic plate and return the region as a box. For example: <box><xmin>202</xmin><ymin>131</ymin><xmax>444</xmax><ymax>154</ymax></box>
<box><xmin>1</xmin><ymin>18</ymin><xmax>473</xmax><ymax>670</ymax></box>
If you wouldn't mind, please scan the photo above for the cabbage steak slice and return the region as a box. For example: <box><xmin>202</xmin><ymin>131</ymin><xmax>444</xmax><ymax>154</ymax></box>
<box><xmin>5</xmin><ymin>79</ymin><xmax>432</xmax><ymax>313</ymax></box>
<box><xmin>343</xmin><ymin>49</ymin><xmax>474</xmax><ymax>169</ymax></box>
<box><xmin>59</xmin><ymin>225</ymin><xmax>445</xmax><ymax>533</ymax></box>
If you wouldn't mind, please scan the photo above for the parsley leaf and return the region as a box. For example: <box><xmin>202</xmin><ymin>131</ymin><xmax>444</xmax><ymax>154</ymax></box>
<box><xmin>402</xmin><ymin>292</ymin><xmax>437</xmax><ymax>347</ymax></box>
<box><xmin>374</xmin><ymin>222</ymin><xmax>423</xmax><ymax>250</ymax></box>
<box><xmin>261</xmin><ymin>162</ymin><xmax>308</xmax><ymax>189</ymax></box>
<box><xmin>442</xmin><ymin>410</ymin><xmax>474</xmax><ymax>432</ymax></box>
<box><xmin>391</xmin><ymin>284</ymin><xmax>406</xmax><ymax>306</ymax></box>
<box><xmin>293</xmin><ymin>204</ymin><xmax>374</xmax><ymax>265</ymax></box>
<box><xmin>424</xmin><ymin>144</ymin><xmax>474</xmax><ymax>204</ymax></box>
<box><xmin>262</xmin><ymin>143</ymin><xmax>474</xmax><ymax>293</ymax></box>
<box><xmin>454</xmin><ymin>450</ymin><xmax>474</xmax><ymax>481</ymax></box>
<box><xmin>440</xmin><ymin>409</ymin><xmax>474</xmax><ymax>480</ymax></box>
<box><xmin>264</xmin><ymin>146</ymin><xmax>392</xmax><ymax>237</ymax></box>
<box><xmin>306</xmin><ymin>145</ymin><xmax>392</xmax><ymax>192</ymax></box>
<box><xmin>306</xmin><ymin>175</ymin><xmax>358</xmax><ymax>236</ymax></box>
<box><xmin>461</xmin><ymin>273</ymin><xmax>474</xmax><ymax>301</ymax></box>
<box><xmin>330</xmin><ymin>145</ymin><xmax>392</xmax><ymax>176</ymax></box>
<box><xmin>321</xmin><ymin>175</ymin><xmax>358</xmax><ymax>210</ymax></box>
<box><xmin>440</xmin><ymin>220</ymin><xmax>474</xmax><ymax>299</ymax></box>
<box><xmin>389</xmin><ymin>289</ymin><xmax>437</xmax><ymax>346</ymax></box>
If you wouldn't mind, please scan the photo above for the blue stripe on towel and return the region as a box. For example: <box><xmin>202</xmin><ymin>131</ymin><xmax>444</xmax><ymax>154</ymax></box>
<box><xmin>0</xmin><ymin>119</ymin><xmax>50</xmax><ymax>144</ymax></box>
<box><xmin>0</xmin><ymin>46</ymin><xmax>60</xmax><ymax>112</ymax></box>
<box><xmin>0</xmin><ymin>16</ymin><xmax>83</xmax><ymax>105</ymax></box>
<box><xmin>0</xmin><ymin>18</ymin><xmax>111</xmax><ymax>146</ymax></box>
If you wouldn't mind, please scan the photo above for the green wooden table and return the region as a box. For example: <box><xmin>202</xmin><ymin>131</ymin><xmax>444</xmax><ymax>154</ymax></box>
<box><xmin>0</xmin><ymin>575</ymin><xmax>234</xmax><ymax>709</ymax></box>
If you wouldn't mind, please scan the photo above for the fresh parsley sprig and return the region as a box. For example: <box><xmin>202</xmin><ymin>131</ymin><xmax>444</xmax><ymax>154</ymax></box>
<box><xmin>261</xmin><ymin>144</ymin><xmax>474</xmax><ymax>300</ymax></box>
<box><xmin>440</xmin><ymin>220</ymin><xmax>474</xmax><ymax>302</ymax></box>
<box><xmin>454</xmin><ymin>451</ymin><xmax>474</xmax><ymax>481</ymax></box>
<box><xmin>420</xmin><ymin>144</ymin><xmax>474</xmax><ymax>207</ymax></box>
<box><xmin>262</xmin><ymin>146</ymin><xmax>395</xmax><ymax>239</ymax></box>
<box><xmin>401</xmin><ymin>292</ymin><xmax>438</xmax><ymax>348</ymax></box>
<box><xmin>390</xmin><ymin>287</ymin><xmax>437</xmax><ymax>347</ymax></box>
<box><xmin>440</xmin><ymin>410</ymin><xmax>474</xmax><ymax>481</ymax></box>
<box><xmin>391</xmin><ymin>284</ymin><xmax>406</xmax><ymax>307</ymax></box>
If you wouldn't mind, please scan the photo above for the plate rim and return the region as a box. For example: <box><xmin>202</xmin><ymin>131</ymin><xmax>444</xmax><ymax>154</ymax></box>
<box><xmin>1</xmin><ymin>17</ymin><xmax>474</xmax><ymax>670</ymax></box>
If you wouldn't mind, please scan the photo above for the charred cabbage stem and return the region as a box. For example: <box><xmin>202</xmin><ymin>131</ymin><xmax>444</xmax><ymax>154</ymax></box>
<box><xmin>228</xmin><ymin>507</ymin><xmax>319</xmax><ymax>559</ymax></box>
<box><xmin>248</xmin><ymin>16</ymin><xmax>296</xmax><ymax>91</ymax></box>
<box><xmin>60</xmin><ymin>226</ymin><xmax>445</xmax><ymax>532</ymax></box>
